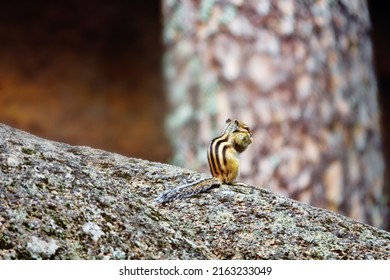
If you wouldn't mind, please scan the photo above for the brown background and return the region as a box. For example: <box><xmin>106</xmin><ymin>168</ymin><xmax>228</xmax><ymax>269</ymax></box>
<box><xmin>0</xmin><ymin>1</ymin><xmax>169</xmax><ymax>162</ymax></box>
<box><xmin>0</xmin><ymin>0</ymin><xmax>388</xmax><ymax>179</ymax></box>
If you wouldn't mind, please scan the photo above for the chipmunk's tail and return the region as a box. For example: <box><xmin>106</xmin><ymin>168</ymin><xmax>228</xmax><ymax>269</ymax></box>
<box><xmin>155</xmin><ymin>177</ymin><xmax>221</xmax><ymax>204</ymax></box>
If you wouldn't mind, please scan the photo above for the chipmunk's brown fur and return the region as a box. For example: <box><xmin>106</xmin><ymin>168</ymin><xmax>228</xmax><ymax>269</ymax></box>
<box><xmin>155</xmin><ymin>118</ymin><xmax>253</xmax><ymax>204</ymax></box>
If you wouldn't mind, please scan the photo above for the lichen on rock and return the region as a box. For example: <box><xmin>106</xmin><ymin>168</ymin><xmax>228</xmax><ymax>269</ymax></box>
<box><xmin>0</xmin><ymin>123</ymin><xmax>389</xmax><ymax>259</ymax></box>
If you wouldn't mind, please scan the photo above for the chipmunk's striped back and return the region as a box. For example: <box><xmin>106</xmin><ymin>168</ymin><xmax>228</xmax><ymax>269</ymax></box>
<box><xmin>207</xmin><ymin>118</ymin><xmax>252</xmax><ymax>184</ymax></box>
<box><xmin>208</xmin><ymin>132</ymin><xmax>231</xmax><ymax>182</ymax></box>
<box><xmin>155</xmin><ymin>118</ymin><xmax>252</xmax><ymax>203</ymax></box>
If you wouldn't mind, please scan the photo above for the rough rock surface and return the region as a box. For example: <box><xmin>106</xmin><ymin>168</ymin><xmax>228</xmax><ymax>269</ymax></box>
<box><xmin>0</xmin><ymin>123</ymin><xmax>389</xmax><ymax>259</ymax></box>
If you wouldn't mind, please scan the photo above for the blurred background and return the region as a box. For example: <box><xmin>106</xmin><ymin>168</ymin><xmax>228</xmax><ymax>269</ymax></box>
<box><xmin>0</xmin><ymin>1</ymin><xmax>169</xmax><ymax>161</ymax></box>
<box><xmin>0</xmin><ymin>0</ymin><xmax>388</xmax><ymax>229</ymax></box>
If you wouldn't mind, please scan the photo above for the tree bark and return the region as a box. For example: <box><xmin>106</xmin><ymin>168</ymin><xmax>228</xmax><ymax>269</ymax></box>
<box><xmin>162</xmin><ymin>0</ymin><xmax>385</xmax><ymax>228</ymax></box>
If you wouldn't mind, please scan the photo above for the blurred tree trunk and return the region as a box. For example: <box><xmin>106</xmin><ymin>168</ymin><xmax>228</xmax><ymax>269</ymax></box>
<box><xmin>162</xmin><ymin>0</ymin><xmax>386</xmax><ymax>229</ymax></box>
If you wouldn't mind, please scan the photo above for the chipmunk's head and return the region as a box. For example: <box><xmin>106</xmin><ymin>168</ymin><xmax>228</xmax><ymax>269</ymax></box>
<box><xmin>224</xmin><ymin>118</ymin><xmax>253</xmax><ymax>153</ymax></box>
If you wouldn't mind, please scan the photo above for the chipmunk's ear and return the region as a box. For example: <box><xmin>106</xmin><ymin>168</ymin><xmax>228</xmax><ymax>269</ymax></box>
<box><xmin>226</xmin><ymin>118</ymin><xmax>232</xmax><ymax>123</ymax></box>
<box><xmin>234</xmin><ymin>119</ymin><xmax>239</xmax><ymax>126</ymax></box>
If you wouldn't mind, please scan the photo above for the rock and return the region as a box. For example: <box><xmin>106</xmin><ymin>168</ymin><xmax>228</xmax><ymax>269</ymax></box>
<box><xmin>26</xmin><ymin>236</ymin><xmax>59</xmax><ymax>259</ymax></box>
<box><xmin>0</xmin><ymin>123</ymin><xmax>389</xmax><ymax>259</ymax></box>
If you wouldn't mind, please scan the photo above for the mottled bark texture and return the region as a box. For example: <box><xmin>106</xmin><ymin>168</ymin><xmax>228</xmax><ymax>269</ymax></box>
<box><xmin>163</xmin><ymin>0</ymin><xmax>385</xmax><ymax>228</ymax></box>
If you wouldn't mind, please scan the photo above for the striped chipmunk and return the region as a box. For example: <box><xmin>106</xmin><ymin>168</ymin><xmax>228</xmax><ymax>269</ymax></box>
<box><xmin>155</xmin><ymin>118</ymin><xmax>253</xmax><ymax>203</ymax></box>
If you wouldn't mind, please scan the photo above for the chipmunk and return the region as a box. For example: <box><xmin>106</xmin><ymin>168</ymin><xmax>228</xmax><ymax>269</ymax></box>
<box><xmin>155</xmin><ymin>118</ymin><xmax>253</xmax><ymax>203</ymax></box>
